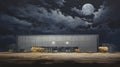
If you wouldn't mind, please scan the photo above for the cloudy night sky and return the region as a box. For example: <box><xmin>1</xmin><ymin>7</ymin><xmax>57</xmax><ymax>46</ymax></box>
<box><xmin>0</xmin><ymin>0</ymin><xmax>120</xmax><ymax>52</ymax></box>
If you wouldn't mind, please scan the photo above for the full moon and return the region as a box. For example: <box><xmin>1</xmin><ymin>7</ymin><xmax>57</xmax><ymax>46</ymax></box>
<box><xmin>81</xmin><ymin>3</ymin><xmax>95</xmax><ymax>16</ymax></box>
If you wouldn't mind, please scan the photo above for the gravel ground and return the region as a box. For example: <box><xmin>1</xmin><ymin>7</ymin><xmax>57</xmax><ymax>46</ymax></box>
<box><xmin>0</xmin><ymin>52</ymin><xmax>120</xmax><ymax>67</ymax></box>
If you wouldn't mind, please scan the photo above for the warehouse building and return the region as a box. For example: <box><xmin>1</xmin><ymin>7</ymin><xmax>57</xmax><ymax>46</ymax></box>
<box><xmin>17</xmin><ymin>35</ymin><xmax>99</xmax><ymax>52</ymax></box>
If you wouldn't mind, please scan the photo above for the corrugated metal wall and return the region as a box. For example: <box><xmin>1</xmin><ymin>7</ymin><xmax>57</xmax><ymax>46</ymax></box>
<box><xmin>17</xmin><ymin>35</ymin><xmax>98</xmax><ymax>52</ymax></box>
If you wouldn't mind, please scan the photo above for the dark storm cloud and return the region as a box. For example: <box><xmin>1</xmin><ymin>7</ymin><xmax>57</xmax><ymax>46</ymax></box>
<box><xmin>0</xmin><ymin>13</ymin><xmax>32</xmax><ymax>35</ymax></box>
<box><xmin>54</xmin><ymin>0</ymin><xmax>66</xmax><ymax>6</ymax></box>
<box><xmin>36</xmin><ymin>8</ymin><xmax>89</xmax><ymax>28</ymax></box>
<box><xmin>71</xmin><ymin>7</ymin><xmax>83</xmax><ymax>16</ymax></box>
<box><xmin>3</xmin><ymin>3</ymin><xmax>91</xmax><ymax>33</ymax></box>
<box><xmin>93</xmin><ymin>0</ymin><xmax>120</xmax><ymax>29</ymax></box>
<box><xmin>93</xmin><ymin>3</ymin><xmax>116</xmax><ymax>25</ymax></box>
<box><xmin>0</xmin><ymin>14</ymin><xmax>32</xmax><ymax>26</ymax></box>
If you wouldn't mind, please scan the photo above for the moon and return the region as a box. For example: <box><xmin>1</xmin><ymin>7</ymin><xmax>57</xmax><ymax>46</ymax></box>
<box><xmin>81</xmin><ymin>3</ymin><xmax>95</xmax><ymax>16</ymax></box>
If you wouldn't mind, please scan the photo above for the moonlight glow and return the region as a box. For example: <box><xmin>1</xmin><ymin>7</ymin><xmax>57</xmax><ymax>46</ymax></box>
<box><xmin>82</xmin><ymin>3</ymin><xmax>95</xmax><ymax>15</ymax></box>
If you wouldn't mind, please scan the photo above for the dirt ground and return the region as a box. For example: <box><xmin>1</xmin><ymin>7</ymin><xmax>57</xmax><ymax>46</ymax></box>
<box><xmin>0</xmin><ymin>52</ymin><xmax>120</xmax><ymax>67</ymax></box>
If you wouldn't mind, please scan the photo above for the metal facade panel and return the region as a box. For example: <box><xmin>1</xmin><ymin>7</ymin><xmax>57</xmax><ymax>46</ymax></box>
<box><xmin>17</xmin><ymin>35</ymin><xmax>98</xmax><ymax>52</ymax></box>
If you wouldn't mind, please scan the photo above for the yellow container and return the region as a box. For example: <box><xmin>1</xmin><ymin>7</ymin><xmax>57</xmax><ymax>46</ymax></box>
<box><xmin>98</xmin><ymin>46</ymin><xmax>109</xmax><ymax>53</ymax></box>
<box><xmin>31</xmin><ymin>46</ymin><xmax>45</xmax><ymax>52</ymax></box>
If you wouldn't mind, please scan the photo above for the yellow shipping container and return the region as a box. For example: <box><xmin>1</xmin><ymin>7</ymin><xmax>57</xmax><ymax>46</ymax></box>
<box><xmin>98</xmin><ymin>46</ymin><xmax>109</xmax><ymax>53</ymax></box>
<box><xmin>31</xmin><ymin>46</ymin><xmax>45</xmax><ymax>52</ymax></box>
